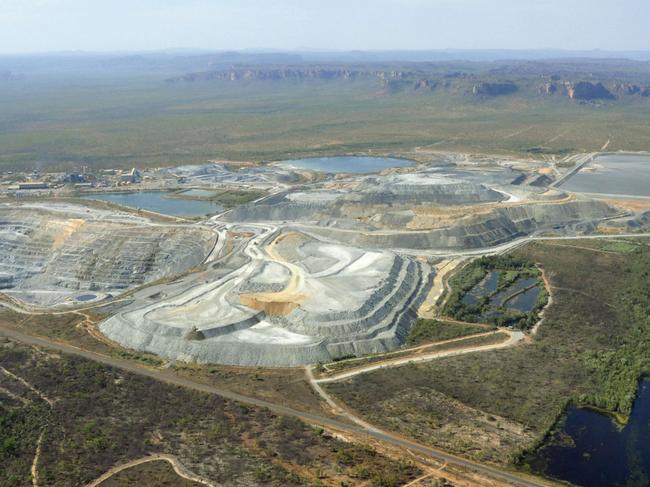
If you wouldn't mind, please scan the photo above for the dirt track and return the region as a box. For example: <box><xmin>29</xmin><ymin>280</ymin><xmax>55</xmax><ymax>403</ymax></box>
<box><xmin>312</xmin><ymin>330</ymin><xmax>521</xmax><ymax>384</ymax></box>
<box><xmin>84</xmin><ymin>454</ymin><xmax>216</xmax><ymax>487</ymax></box>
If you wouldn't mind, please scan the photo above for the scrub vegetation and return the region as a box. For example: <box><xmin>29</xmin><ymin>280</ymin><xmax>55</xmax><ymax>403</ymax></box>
<box><xmin>97</xmin><ymin>460</ymin><xmax>203</xmax><ymax>486</ymax></box>
<box><xmin>325</xmin><ymin>239</ymin><xmax>650</xmax><ymax>464</ymax></box>
<box><xmin>0</xmin><ymin>342</ymin><xmax>420</xmax><ymax>487</ymax></box>
<box><xmin>407</xmin><ymin>319</ymin><xmax>491</xmax><ymax>346</ymax></box>
<box><xmin>3</xmin><ymin>72</ymin><xmax>650</xmax><ymax>171</ymax></box>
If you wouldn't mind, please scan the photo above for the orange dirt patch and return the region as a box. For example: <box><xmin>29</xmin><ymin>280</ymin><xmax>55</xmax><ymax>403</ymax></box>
<box><xmin>596</xmin><ymin>226</ymin><xmax>627</xmax><ymax>235</ymax></box>
<box><xmin>602</xmin><ymin>198</ymin><xmax>650</xmax><ymax>212</ymax></box>
<box><xmin>238</xmin><ymin>232</ymin><xmax>308</xmax><ymax>316</ymax></box>
<box><xmin>239</xmin><ymin>295</ymin><xmax>299</xmax><ymax>316</ymax></box>
<box><xmin>49</xmin><ymin>218</ymin><xmax>86</xmax><ymax>249</ymax></box>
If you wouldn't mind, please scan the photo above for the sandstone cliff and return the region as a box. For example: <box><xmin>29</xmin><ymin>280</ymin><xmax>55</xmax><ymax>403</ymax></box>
<box><xmin>472</xmin><ymin>82</ymin><xmax>519</xmax><ymax>96</ymax></box>
<box><xmin>566</xmin><ymin>81</ymin><xmax>615</xmax><ymax>100</ymax></box>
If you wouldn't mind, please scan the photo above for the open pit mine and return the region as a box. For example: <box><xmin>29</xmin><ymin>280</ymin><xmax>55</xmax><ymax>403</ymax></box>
<box><xmin>0</xmin><ymin>202</ymin><xmax>215</xmax><ymax>306</ymax></box>
<box><xmin>101</xmin><ymin>227</ymin><xmax>433</xmax><ymax>366</ymax></box>
<box><xmin>1</xmin><ymin>154</ymin><xmax>642</xmax><ymax>367</ymax></box>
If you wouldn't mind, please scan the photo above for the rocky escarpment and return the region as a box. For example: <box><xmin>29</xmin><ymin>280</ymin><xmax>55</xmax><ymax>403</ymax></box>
<box><xmin>566</xmin><ymin>81</ymin><xmax>615</xmax><ymax>100</ymax></box>
<box><xmin>168</xmin><ymin>68</ymin><xmax>381</xmax><ymax>83</ymax></box>
<box><xmin>472</xmin><ymin>82</ymin><xmax>519</xmax><ymax>96</ymax></box>
<box><xmin>540</xmin><ymin>80</ymin><xmax>650</xmax><ymax>100</ymax></box>
<box><xmin>168</xmin><ymin>66</ymin><xmax>521</xmax><ymax>98</ymax></box>
<box><xmin>539</xmin><ymin>82</ymin><xmax>559</xmax><ymax>95</ymax></box>
<box><xmin>413</xmin><ymin>79</ymin><xmax>438</xmax><ymax>91</ymax></box>
<box><xmin>614</xmin><ymin>83</ymin><xmax>642</xmax><ymax>95</ymax></box>
<box><xmin>612</xmin><ymin>83</ymin><xmax>650</xmax><ymax>97</ymax></box>
<box><xmin>166</xmin><ymin>63</ymin><xmax>650</xmax><ymax>105</ymax></box>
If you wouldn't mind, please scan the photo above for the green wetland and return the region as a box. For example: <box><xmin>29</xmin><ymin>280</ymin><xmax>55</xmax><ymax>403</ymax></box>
<box><xmin>444</xmin><ymin>255</ymin><xmax>548</xmax><ymax>329</ymax></box>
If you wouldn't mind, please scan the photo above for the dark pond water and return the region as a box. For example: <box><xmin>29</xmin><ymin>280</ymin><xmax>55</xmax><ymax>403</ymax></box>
<box><xmin>82</xmin><ymin>191</ymin><xmax>224</xmax><ymax>217</ymax></box>
<box><xmin>562</xmin><ymin>154</ymin><xmax>650</xmax><ymax>197</ymax></box>
<box><xmin>529</xmin><ymin>380</ymin><xmax>650</xmax><ymax>486</ymax></box>
<box><xmin>462</xmin><ymin>271</ymin><xmax>501</xmax><ymax>304</ymax></box>
<box><xmin>489</xmin><ymin>277</ymin><xmax>537</xmax><ymax>307</ymax></box>
<box><xmin>282</xmin><ymin>156</ymin><xmax>414</xmax><ymax>174</ymax></box>
<box><xmin>76</xmin><ymin>294</ymin><xmax>97</xmax><ymax>302</ymax></box>
<box><xmin>506</xmin><ymin>285</ymin><xmax>541</xmax><ymax>312</ymax></box>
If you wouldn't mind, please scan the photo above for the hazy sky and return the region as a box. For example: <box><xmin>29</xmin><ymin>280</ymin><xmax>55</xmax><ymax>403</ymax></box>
<box><xmin>0</xmin><ymin>0</ymin><xmax>648</xmax><ymax>54</ymax></box>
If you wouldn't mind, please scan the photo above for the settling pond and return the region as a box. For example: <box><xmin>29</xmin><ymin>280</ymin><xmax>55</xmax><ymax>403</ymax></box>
<box><xmin>281</xmin><ymin>156</ymin><xmax>414</xmax><ymax>174</ymax></box>
<box><xmin>461</xmin><ymin>272</ymin><xmax>541</xmax><ymax>313</ymax></box>
<box><xmin>528</xmin><ymin>380</ymin><xmax>650</xmax><ymax>486</ymax></box>
<box><xmin>81</xmin><ymin>191</ymin><xmax>224</xmax><ymax>217</ymax></box>
<box><xmin>562</xmin><ymin>154</ymin><xmax>650</xmax><ymax>197</ymax></box>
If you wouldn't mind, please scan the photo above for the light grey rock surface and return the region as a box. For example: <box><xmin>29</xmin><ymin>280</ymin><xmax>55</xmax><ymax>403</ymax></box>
<box><xmin>0</xmin><ymin>203</ymin><xmax>216</xmax><ymax>306</ymax></box>
<box><xmin>100</xmin><ymin>229</ymin><xmax>433</xmax><ymax>367</ymax></box>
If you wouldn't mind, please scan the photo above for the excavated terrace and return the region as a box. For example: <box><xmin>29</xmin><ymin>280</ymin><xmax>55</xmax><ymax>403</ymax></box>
<box><xmin>0</xmin><ymin>203</ymin><xmax>216</xmax><ymax>306</ymax></box>
<box><xmin>100</xmin><ymin>228</ymin><xmax>433</xmax><ymax>367</ymax></box>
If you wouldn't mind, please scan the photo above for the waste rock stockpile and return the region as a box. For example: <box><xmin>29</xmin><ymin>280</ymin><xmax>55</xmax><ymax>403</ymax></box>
<box><xmin>224</xmin><ymin>164</ymin><xmax>621</xmax><ymax>251</ymax></box>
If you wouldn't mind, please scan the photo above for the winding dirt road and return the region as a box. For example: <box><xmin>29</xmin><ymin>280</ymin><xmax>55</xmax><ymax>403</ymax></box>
<box><xmin>84</xmin><ymin>454</ymin><xmax>216</xmax><ymax>487</ymax></box>
<box><xmin>312</xmin><ymin>330</ymin><xmax>521</xmax><ymax>384</ymax></box>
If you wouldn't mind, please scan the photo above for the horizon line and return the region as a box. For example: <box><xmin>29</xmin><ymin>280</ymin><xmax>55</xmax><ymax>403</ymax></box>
<box><xmin>2</xmin><ymin>47</ymin><xmax>650</xmax><ymax>57</ymax></box>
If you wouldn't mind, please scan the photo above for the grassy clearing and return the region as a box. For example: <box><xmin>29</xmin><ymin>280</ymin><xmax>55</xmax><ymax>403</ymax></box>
<box><xmin>0</xmin><ymin>342</ymin><xmax>421</xmax><ymax>487</ymax></box>
<box><xmin>171</xmin><ymin>188</ymin><xmax>267</xmax><ymax>208</ymax></box>
<box><xmin>600</xmin><ymin>241</ymin><xmax>641</xmax><ymax>253</ymax></box>
<box><xmin>407</xmin><ymin>319</ymin><xmax>491</xmax><ymax>346</ymax></box>
<box><xmin>326</xmin><ymin>239</ymin><xmax>650</xmax><ymax>464</ymax></box>
<box><xmin>208</xmin><ymin>189</ymin><xmax>267</xmax><ymax>208</ymax></box>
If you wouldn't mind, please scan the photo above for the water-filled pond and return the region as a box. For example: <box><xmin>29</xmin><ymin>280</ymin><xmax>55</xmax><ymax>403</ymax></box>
<box><xmin>461</xmin><ymin>271</ymin><xmax>501</xmax><ymax>304</ymax></box>
<box><xmin>505</xmin><ymin>286</ymin><xmax>541</xmax><ymax>312</ymax></box>
<box><xmin>489</xmin><ymin>277</ymin><xmax>539</xmax><ymax>309</ymax></box>
<box><xmin>75</xmin><ymin>294</ymin><xmax>97</xmax><ymax>302</ymax></box>
<box><xmin>562</xmin><ymin>154</ymin><xmax>650</xmax><ymax>197</ymax></box>
<box><xmin>82</xmin><ymin>191</ymin><xmax>224</xmax><ymax>217</ymax></box>
<box><xmin>528</xmin><ymin>380</ymin><xmax>650</xmax><ymax>486</ymax></box>
<box><xmin>281</xmin><ymin>156</ymin><xmax>414</xmax><ymax>174</ymax></box>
